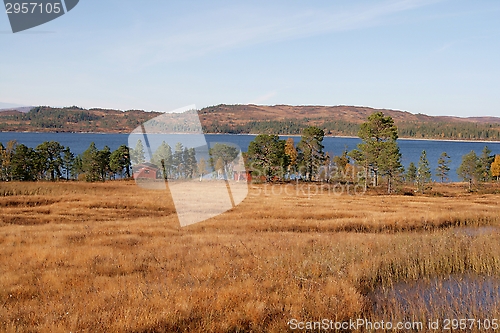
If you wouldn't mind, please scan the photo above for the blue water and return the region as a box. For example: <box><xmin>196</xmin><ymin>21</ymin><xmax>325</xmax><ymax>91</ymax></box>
<box><xmin>1</xmin><ymin>132</ymin><xmax>499</xmax><ymax>182</ymax></box>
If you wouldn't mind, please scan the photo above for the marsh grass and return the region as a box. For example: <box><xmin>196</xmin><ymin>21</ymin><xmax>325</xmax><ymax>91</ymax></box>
<box><xmin>1</xmin><ymin>181</ymin><xmax>500</xmax><ymax>332</ymax></box>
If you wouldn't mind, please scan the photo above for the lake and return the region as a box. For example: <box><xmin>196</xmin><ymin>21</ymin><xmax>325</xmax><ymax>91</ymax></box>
<box><xmin>1</xmin><ymin>132</ymin><xmax>499</xmax><ymax>182</ymax></box>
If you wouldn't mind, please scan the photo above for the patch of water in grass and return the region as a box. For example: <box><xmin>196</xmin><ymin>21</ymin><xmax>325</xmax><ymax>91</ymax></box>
<box><xmin>369</xmin><ymin>275</ymin><xmax>500</xmax><ymax>321</ymax></box>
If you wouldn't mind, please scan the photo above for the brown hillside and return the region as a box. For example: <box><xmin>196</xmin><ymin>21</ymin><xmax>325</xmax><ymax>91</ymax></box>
<box><xmin>1</xmin><ymin>105</ymin><xmax>499</xmax><ymax>140</ymax></box>
<box><xmin>199</xmin><ymin>104</ymin><xmax>500</xmax><ymax>125</ymax></box>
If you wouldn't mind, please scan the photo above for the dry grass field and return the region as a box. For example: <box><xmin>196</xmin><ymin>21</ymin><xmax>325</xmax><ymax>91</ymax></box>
<box><xmin>1</xmin><ymin>181</ymin><xmax>500</xmax><ymax>332</ymax></box>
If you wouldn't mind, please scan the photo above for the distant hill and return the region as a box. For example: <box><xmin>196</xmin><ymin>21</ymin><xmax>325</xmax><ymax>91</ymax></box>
<box><xmin>1</xmin><ymin>104</ymin><xmax>500</xmax><ymax>141</ymax></box>
<box><xmin>199</xmin><ymin>104</ymin><xmax>500</xmax><ymax>125</ymax></box>
<box><xmin>199</xmin><ymin>104</ymin><xmax>500</xmax><ymax>141</ymax></box>
<box><xmin>0</xmin><ymin>106</ymin><xmax>34</xmax><ymax>113</ymax></box>
<box><xmin>0</xmin><ymin>106</ymin><xmax>162</xmax><ymax>133</ymax></box>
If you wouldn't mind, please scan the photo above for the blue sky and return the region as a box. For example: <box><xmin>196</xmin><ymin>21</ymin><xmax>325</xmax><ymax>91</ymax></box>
<box><xmin>1</xmin><ymin>0</ymin><xmax>499</xmax><ymax>117</ymax></box>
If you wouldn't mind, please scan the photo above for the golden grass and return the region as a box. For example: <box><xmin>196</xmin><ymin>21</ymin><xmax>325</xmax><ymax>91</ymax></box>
<box><xmin>1</xmin><ymin>181</ymin><xmax>500</xmax><ymax>332</ymax></box>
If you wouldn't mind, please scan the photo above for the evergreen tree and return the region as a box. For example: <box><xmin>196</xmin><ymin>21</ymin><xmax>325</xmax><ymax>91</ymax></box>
<box><xmin>348</xmin><ymin>148</ymin><xmax>369</xmax><ymax>191</ymax></box>
<box><xmin>186</xmin><ymin>148</ymin><xmax>197</xmax><ymax>179</ymax></box>
<box><xmin>179</xmin><ymin>147</ymin><xmax>198</xmax><ymax>179</ymax></box>
<box><xmin>349</xmin><ymin>112</ymin><xmax>399</xmax><ymax>190</ymax></box>
<box><xmin>417</xmin><ymin>150</ymin><xmax>432</xmax><ymax>193</ymax></box>
<box><xmin>72</xmin><ymin>155</ymin><xmax>83</xmax><ymax>180</ymax></box>
<box><xmin>457</xmin><ymin>151</ymin><xmax>481</xmax><ymax>191</ymax></box>
<box><xmin>378</xmin><ymin>141</ymin><xmax>404</xmax><ymax>193</ymax></box>
<box><xmin>209</xmin><ymin>143</ymin><xmax>238</xmax><ymax>180</ymax></box>
<box><xmin>36</xmin><ymin>141</ymin><xmax>65</xmax><ymax>181</ymax></box>
<box><xmin>173</xmin><ymin>142</ymin><xmax>184</xmax><ymax>179</ymax></box>
<box><xmin>109</xmin><ymin>145</ymin><xmax>131</xmax><ymax>179</ymax></box>
<box><xmin>130</xmin><ymin>139</ymin><xmax>146</xmax><ymax>165</ymax></box>
<box><xmin>406</xmin><ymin>162</ymin><xmax>417</xmax><ymax>185</ymax></box>
<box><xmin>297</xmin><ymin>126</ymin><xmax>325</xmax><ymax>181</ymax></box>
<box><xmin>246</xmin><ymin>134</ymin><xmax>289</xmax><ymax>181</ymax></box>
<box><xmin>11</xmin><ymin>144</ymin><xmax>38</xmax><ymax>181</ymax></box>
<box><xmin>81</xmin><ymin>142</ymin><xmax>100</xmax><ymax>182</ymax></box>
<box><xmin>62</xmin><ymin>147</ymin><xmax>75</xmax><ymax>180</ymax></box>
<box><xmin>96</xmin><ymin>146</ymin><xmax>111</xmax><ymax>181</ymax></box>
<box><xmin>209</xmin><ymin>144</ymin><xmax>238</xmax><ymax>168</ymax></box>
<box><xmin>151</xmin><ymin>141</ymin><xmax>173</xmax><ymax>179</ymax></box>
<box><xmin>478</xmin><ymin>146</ymin><xmax>494</xmax><ymax>182</ymax></box>
<box><xmin>435</xmin><ymin>152</ymin><xmax>451</xmax><ymax>183</ymax></box>
<box><xmin>151</xmin><ymin>141</ymin><xmax>172</xmax><ymax>179</ymax></box>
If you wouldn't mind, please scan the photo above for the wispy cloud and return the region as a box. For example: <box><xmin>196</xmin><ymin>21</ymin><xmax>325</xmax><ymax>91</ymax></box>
<box><xmin>105</xmin><ymin>0</ymin><xmax>444</xmax><ymax>67</ymax></box>
<box><xmin>436</xmin><ymin>41</ymin><xmax>458</xmax><ymax>53</ymax></box>
<box><xmin>247</xmin><ymin>91</ymin><xmax>277</xmax><ymax>105</ymax></box>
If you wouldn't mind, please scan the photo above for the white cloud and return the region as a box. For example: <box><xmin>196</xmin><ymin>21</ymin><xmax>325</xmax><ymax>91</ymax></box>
<box><xmin>105</xmin><ymin>0</ymin><xmax>444</xmax><ymax>68</ymax></box>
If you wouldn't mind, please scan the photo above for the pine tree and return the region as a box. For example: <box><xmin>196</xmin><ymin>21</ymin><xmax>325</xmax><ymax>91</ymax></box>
<box><xmin>348</xmin><ymin>148</ymin><xmax>369</xmax><ymax>191</ymax></box>
<box><xmin>457</xmin><ymin>151</ymin><xmax>480</xmax><ymax>191</ymax></box>
<box><xmin>109</xmin><ymin>145</ymin><xmax>131</xmax><ymax>179</ymax></box>
<box><xmin>72</xmin><ymin>155</ymin><xmax>83</xmax><ymax>180</ymax></box>
<box><xmin>209</xmin><ymin>143</ymin><xmax>239</xmax><ymax>180</ymax></box>
<box><xmin>247</xmin><ymin>134</ymin><xmax>289</xmax><ymax>182</ymax></box>
<box><xmin>182</xmin><ymin>147</ymin><xmax>197</xmax><ymax>179</ymax></box>
<box><xmin>478</xmin><ymin>146</ymin><xmax>494</xmax><ymax>182</ymax></box>
<box><xmin>406</xmin><ymin>162</ymin><xmax>417</xmax><ymax>185</ymax></box>
<box><xmin>435</xmin><ymin>152</ymin><xmax>451</xmax><ymax>183</ymax></box>
<box><xmin>173</xmin><ymin>143</ymin><xmax>184</xmax><ymax>179</ymax></box>
<box><xmin>130</xmin><ymin>139</ymin><xmax>146</xmax><ymax>165</ymax></box>
<box><xmin>35</xmin><ymin>141</ymin><xmax>65</xmax><ymax>181</ymax></box>
<box><xmin>81</xmin><ymin>142</ymin><xmax>100</xmax><ymax>182</ymax></box>
<box><xmin>379</xmin><ymin>141</ymin><xmax>404</xmax><ymax>193</ymax></box>
<box><xmin>62</xmin><ymin>147</ymin><xmax>75</xmax><ymax>180</ymax></box>
<box><xmin>96</xmin><ymin>146</ymin><xmax>111</xmax><ymax>181</ymax></box>
<box><xmin>11</xmin><ymin>144</ymin><xmax>38</xmax><ymax>181</ymax></box>
<box><xmin>417</xmin><ymin>150</ymin><xmax>432</xmax><ymax>193</ymax></box>
<box><xmin>297</xmin><ymin>126</ymin><xmax>325</xmax><ymax>181</ymax></box>
<box><xmin>151</xmin><ymin>141</ymin><xmax>172</xmax><ymax>179</ymax></box>
<box><xmin>349</xmin><ymin>112</ymin><xmax>399</xmax><ymax>190</ymax></box>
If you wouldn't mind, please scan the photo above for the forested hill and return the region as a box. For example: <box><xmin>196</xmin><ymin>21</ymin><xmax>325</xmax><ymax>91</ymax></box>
<box><xmin>1</xmin><ymin>104</ymin><xmax>500</xmax><ymax>141</ymax></box>
<box><xmin>0</xmin><ymin>106</ymin><xmax>162</xmax><ymax>133</ymax></box>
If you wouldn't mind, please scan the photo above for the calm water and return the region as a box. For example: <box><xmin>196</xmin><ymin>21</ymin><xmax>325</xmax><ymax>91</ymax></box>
<box><xmin>1</xmin><ymin>132</ymin><xmax>499</xmax><ymax>182</ymax></box>
<box><xmin>369</xmin><ymin>274</ymin><xmax>500</xmax><ymax>320</ymax></box>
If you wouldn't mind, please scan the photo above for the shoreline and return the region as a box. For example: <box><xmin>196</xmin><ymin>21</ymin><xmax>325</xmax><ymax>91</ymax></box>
<box><xmin>1</xmin><ymin>131</ymin><xmax>500</xmax><ymax>144</ymax></box>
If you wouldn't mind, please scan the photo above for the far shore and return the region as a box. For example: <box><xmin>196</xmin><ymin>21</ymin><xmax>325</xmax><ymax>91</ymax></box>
<box><xmin>1</xmin><ymin>131</ymin><xmax>500</xmax><ymax>144</ymax></box>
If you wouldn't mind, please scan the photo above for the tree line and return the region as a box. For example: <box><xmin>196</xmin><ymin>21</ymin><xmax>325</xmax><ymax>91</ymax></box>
<box><xmin>125</xmin><ymin>140</ymin><xmax>246</xmax><ymax>182</ymax></box>
<box><xmin>0</xmin><ymin>140</ymin><xmax>131</xmax><ymax>182</ymax></box>
<box><xmin>203</xmin><ymin>118</ymin><xmax>500</xmax><ymax>141</ymax></box>
<box><xmin>2</xmin><ymin>112</ymin><xmax>500</xmax><ymax>190</ymax></box>
<box><xmin>244</xmin><ymin>112</ymin><xmax>500</xmax><ymax>193</ymax></box>
<box><xmin>0</xmin><ymin>139</ymin><xmax>241</xmax><ymax>183</ymax></box>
